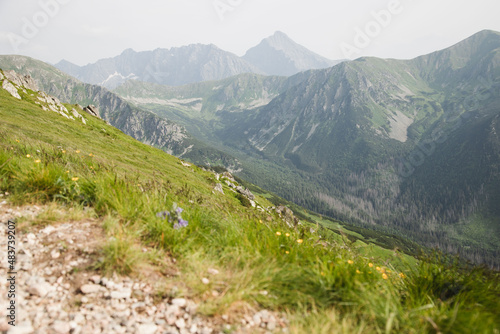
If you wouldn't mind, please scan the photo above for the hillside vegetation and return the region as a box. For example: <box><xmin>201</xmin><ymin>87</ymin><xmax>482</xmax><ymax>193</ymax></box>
<box><xmin>1</xmin><ymin>70</ymin><xmax>499</xmax><ymax>333</ymax></box>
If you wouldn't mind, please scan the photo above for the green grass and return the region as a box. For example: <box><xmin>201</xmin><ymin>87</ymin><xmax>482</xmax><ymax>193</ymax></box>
<box><xmin>1</xmin><ymin>80</ymin><xmax>499</xmax><ymax>333</ymax></box>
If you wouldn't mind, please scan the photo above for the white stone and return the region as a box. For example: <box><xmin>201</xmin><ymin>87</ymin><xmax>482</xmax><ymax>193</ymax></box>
<box><xmin>207</xmin><ymin>268</ymin><xmax>219</xmax><ymax>275</ymax></box>
<box><xmin>171</xmin><ymin>298</ymin><xmax>187</xmax><ymax>308</ymax></box>
<box><xmin>52</xmin><ymin>321</ymin><xmax>71</xmax><ymax>334</ymax></box>
<box><xmin>110</xmin><ymin>289</ymin><xmax>131</xmax><ymax>299</ymax></box>
<box><xmin>138</xmin><ymin>323</ymin><xmax>158</xmax><ymax>334</ymax></box>
<box><xmin>175</xmin><ymin>318</ymin><xmax>186</xmax><ymax>329</ymax></box>
<box><xmin>80</xmin><ymin>284</ymin><xmax>100</xmax><ymax>294</ymax></box>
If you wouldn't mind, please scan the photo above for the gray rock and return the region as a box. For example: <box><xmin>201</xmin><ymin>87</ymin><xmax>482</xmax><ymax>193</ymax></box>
<box><xmin>83</xmin><ymin>105</ymin><xmax>99</xmax><ymax>118</ymax></box>
<box><xmin>214</xmin><ymin>183</ymin><xmax>224</xmax><ymax>194</ymax></box>
<box><xmin>3</xmin><ymin>70</ymin><xmax>38</xmax><ymax>91</ymax></box>
<box><xmin>2</xmin><ymin>80</ymin><xmax>21</xmax><ymax>99</ymax></box>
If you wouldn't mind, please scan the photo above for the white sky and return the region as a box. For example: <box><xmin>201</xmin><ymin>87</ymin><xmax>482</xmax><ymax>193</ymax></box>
<box><xmin>0</xmin><ymin>0</ymin><xmax>499</xmax><ymax>66</ymax></box>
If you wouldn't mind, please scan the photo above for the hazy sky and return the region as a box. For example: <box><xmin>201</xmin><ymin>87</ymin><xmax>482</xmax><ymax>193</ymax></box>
<box><xmin>0</xmin><ymin>0</ymin><xmax>499</xmax><ymax>66</ymax></box>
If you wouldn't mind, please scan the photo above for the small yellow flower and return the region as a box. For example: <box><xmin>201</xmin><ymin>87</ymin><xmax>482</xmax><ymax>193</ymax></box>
<box><xmin>65</xmin><ymin>170</ymin><xmax>70</xmax><ymax>173</ymax></box>
<box><xmin>89</xmin><ymin>153</ymin><xmax>93</xmax><ymax>157</ymax></box>
<box><xmin>16</xmin><ymin>140</ymin><xmax>20</xmax><ymax>143</ymax></box>
<box><xmin>368</xmin><ymin>263</ymin><xmax>373</xmax><ymax>268</ymax></box>
<box><xmin>368</xmin><ymin>271</ymin><xmax>372</xmax><ymax>274</ymax></box>
<box><xmin>285</xmin><ymin>233</ymin><xmax>290</xmax><ymax>237</ymax></box>
<box><xmin>34</xmin><ymin>159</ymin><xmax>41</xmax><ymax>164</ymax></box>
<box><xmin>356</xmin><ymin>270</ymin><xmax>361</xmax><ymax>274</ymax></box>
<box><xmin>387</xmin><ymin>270</ymin><xmax>392</xmax><ymax>273</ymax></box>
<box><xmin>382</xmin><ymin>273</ymin><xmax>388</xmax><ymax>280</ymax></box>
<box><xmin>321</xmin><ymin>272</ymin><xmax>325</xmax><ymax>276</ymax></box>
<box><xmin>75</xmin><ymin>150</ymin><xmax>80</xmax><ymax>154</ymax></box>
<box><xmin>285</xmin><ymin>251</ymin><xmax>289</xmax><ymax>254</ymax></box>
<box><xmin>399</xmin><ymin>273</ymin><xmax>406</xmax><ymax>279</ymax></box>
<box><xmin>347</xmin><ymin>260</ymin><xmax>354</xmax><ymax>265</ymax></box>
<box><xmin>296</xmin><ymin>239</ymin><xmax>303</xmax><ymax>244</ymax></box>
<box><xmin>62</xmin><ymin>150</ymin><xmax>66</xmax><ymax>153</ymax></box>
<box><xmin>72</xmin><ymin>177</ymin><xmax>79</xmax><ymax>181</ymax></box>
<box><xmin>26</xmin><ymin>154</ymin><xmax>31</xmax><ymax>158</ymax></box>
<box><xmin>276</xmin><ymin>231</ymin><xmax>281</xmax><ymax>236</ymax></box>
<box><xmin>259</xmin><ymin>220</ymin><xmax>263</xmax><ymax>224</ymax></box>
<box><xmin>376</xmin><ymin>266</ymin><xmax>381</xmax><ymax>271</ymax></box>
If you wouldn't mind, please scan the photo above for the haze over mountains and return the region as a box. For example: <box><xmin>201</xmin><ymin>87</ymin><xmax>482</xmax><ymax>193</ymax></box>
<box><xmin>2</xmin><ymin>30</ymin><xmax>500</xmax><ymax>267</ymax></box>
<box><xmin>54</xmin><ymin>32</ymin><xmax>341</xmax><ymax>89</ymax></box>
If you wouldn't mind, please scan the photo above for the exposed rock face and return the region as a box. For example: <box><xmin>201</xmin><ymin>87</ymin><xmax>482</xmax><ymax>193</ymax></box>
<box><xmin>2</xmin><ymin>70</ymin><xmax>39</xmax><ymax>91</ymax></box>
<box><xmin>1</xmin><ymin>68</ymin><xmax>87</xmax><ymax>124</ymax></box>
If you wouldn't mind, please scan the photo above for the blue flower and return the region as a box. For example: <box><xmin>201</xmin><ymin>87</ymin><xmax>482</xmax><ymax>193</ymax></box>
<box><xmin>176</xmin><ymin>207</ymin><xmax>184</xmax><ymax>214</ymax></box>
<box><xmin>178</xmin><ymin>219</ymin><xmax>188</xmax><ymax>228</ymax></box>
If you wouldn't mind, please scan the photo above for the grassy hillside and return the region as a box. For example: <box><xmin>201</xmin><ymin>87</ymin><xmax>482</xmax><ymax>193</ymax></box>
<box><xmin>1</xmin><ymin>71</ymin><xmax>499</xmax><ymax>333</ymax></box>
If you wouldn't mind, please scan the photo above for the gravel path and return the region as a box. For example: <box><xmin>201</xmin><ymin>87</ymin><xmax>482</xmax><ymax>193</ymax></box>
<box><xmin>0</xmin><ymin>201</ymin><xmax>287</xmax><ymax>334</ymax></box>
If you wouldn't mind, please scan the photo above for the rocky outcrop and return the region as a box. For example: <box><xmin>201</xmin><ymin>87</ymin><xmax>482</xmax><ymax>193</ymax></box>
<box><xmin>1</xmin><ymin>69</ymin><xmax>87</xmax><ymax>124</ymax></box>
<box><xmin>83</xmin><ymin>105</ymin><xmax>100</xmax><ymax>118</ymax></box>
<box><xmin>275</xmin><ymin>205</ymin><xmax>299</xmax><ymax>227</ymax></box>
<box><xmin>2</xmin><ymin>70</ymin><xmax>39</xmax><ymax>92</ymax></box>
<box><xmin>2</xmin><ymin>80</ymin><xmax>21</xmax><ymax>99</ymax></box>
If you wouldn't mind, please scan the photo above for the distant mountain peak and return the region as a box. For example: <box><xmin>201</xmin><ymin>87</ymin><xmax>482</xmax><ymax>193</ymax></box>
<box><xmin>243</xmin><ymin>31</ymin><xmax>342</xmax><ymax>76</ymax></box>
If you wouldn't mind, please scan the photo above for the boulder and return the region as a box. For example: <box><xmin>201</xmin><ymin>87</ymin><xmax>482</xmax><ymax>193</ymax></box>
<box><xmin>2</xmin><ymin>80</ymin><xmax>21</xmax><ymax>99</ymax></box>
<box><xmin>83</xmin><ymin>105</ymin><xmax>100</xmax><ymax>118</ymax></box>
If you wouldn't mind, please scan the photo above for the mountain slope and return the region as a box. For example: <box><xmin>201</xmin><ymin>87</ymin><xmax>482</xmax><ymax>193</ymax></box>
<box><xmin>1</xmin><ymin>67</ymin><xmax>499</xmax><ymax>334</ymax></box>
<box><xmin>55</xmin><ymin>45</ymin><xmax>263</xmax><ymax>89</ymax></box>
<box><xmin>0</xmin><ymin>55</ymin><xmax>241</xmax><ymax>169</ymax></box>
<box><xmin>243</xmin><ymin>31</ymin><xmax>342</xmax><ymax>76</ymax></box>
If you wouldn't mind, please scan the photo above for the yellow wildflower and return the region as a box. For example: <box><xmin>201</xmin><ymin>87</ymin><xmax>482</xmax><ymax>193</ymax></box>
<box><xmin>347</xmin><ymin>260</ymin><xmax>354</xmax><ymax>265</ymax></box>
<box><xmin>75</xmin><ymin>150</ymin><xmax>80</xmax><ymax>154</ymax></box>
<box><xmin>321</xmin><ymin>272</ymin><xmax>325</xmax><ymax>276</ymax></box>
<box><xmin>259</xmin><ymin>220</ymin><xmax>262</xmax><ymax>224</ymax></box>
<box><xmin>285</xmin><ymin>251</ymin><xmax>289</xmax><ymax>254</ymax></box>
<box><xmin>368</xmin><ymin>263</ymin><xmax>373</xmax><ymax>268</ymax></box>
<box><xmin>26</xmin><ymin>154</ymin><xmax>31</xmax><ymax>158</ymax></box>
<box><xmin>90</xmin><ymin>166</ymin><xmax>94</xmax><ymax>169</ymax></box>
<box><xmin>296</xmin><ymin>239</ymin><xmax>303</xmax><ymax>244</ymax></box>
<box><xmin>382</xmin><ymin>273</ymin><xmax>388</xmax><ymax>280</ymax></box>
<box><xmin>16</xmin><ymin>140</ymin><xmax>20</xmax><ymax>143</ymax></box>
<box><xmin>65</xmin><ymin>170</ymin><xmax>70</xmax><ymax>173</ymax></box>
<box><xmin>285</xmin><ymin>233</ymin><xmax>290</xmax><ymax>237</ymax></box>
<box><xmin>62</xmin><ymin>150</ymin><xmax>66</xmax><ymax>153</ymax></box>
<box><xmin>356</xmin><ymin>270</ymin><xmax>361</xmax><ymax>274</ymax></box>
<box><xmin>399</xmin><ymin>273</ymin><xmax>406</xmax><ymax>279</ymax></box>
<box><xmin>89</xmin><ymin>153</ymin><xmax>93</xmax><ymax>157</ymax></box>
<box><xmin>376</xmin><ymin>266</ymin><xmax>381</xmax><ymax>271</ymax></box>
<box><xmin>276</xmin><ymin>231</ymin><xmax>282</xmax><ymax>236</ymax></box>
<box><xmin>72</xmin><ymin>177</ymin><xmax>79</xmax><ymax>181</ymax></box>
<box><xmin>34</xmin><ymin>159</ymin><xmax>41</xmax><ymax>164</ymax></box>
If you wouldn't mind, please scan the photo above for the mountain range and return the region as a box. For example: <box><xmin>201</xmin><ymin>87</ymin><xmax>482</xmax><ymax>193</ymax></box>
<box><xmin>54</xmin><ymin>31</ymin><xmax>341</xmax><ymax>89</ymax></box>
<box><xmin>1</xmin><ymin>30</ymin><xmax>499</xmax><ymax>267</ymax></box>
<box><xmin>113</xmin><ymin>30</ymin><xmax>500</xmax><ymax>267</ymax></box>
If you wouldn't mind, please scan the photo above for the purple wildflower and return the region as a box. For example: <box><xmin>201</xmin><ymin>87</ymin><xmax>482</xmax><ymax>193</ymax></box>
<box><xmin>176</xmin><ymin>207</ymin><xmax>184</xmax><ymax>214</ymax></box>
<box><xmin>178</xmin><ymin>219</ymin><xmax>188</xmax><ymax>228</ymax></box>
